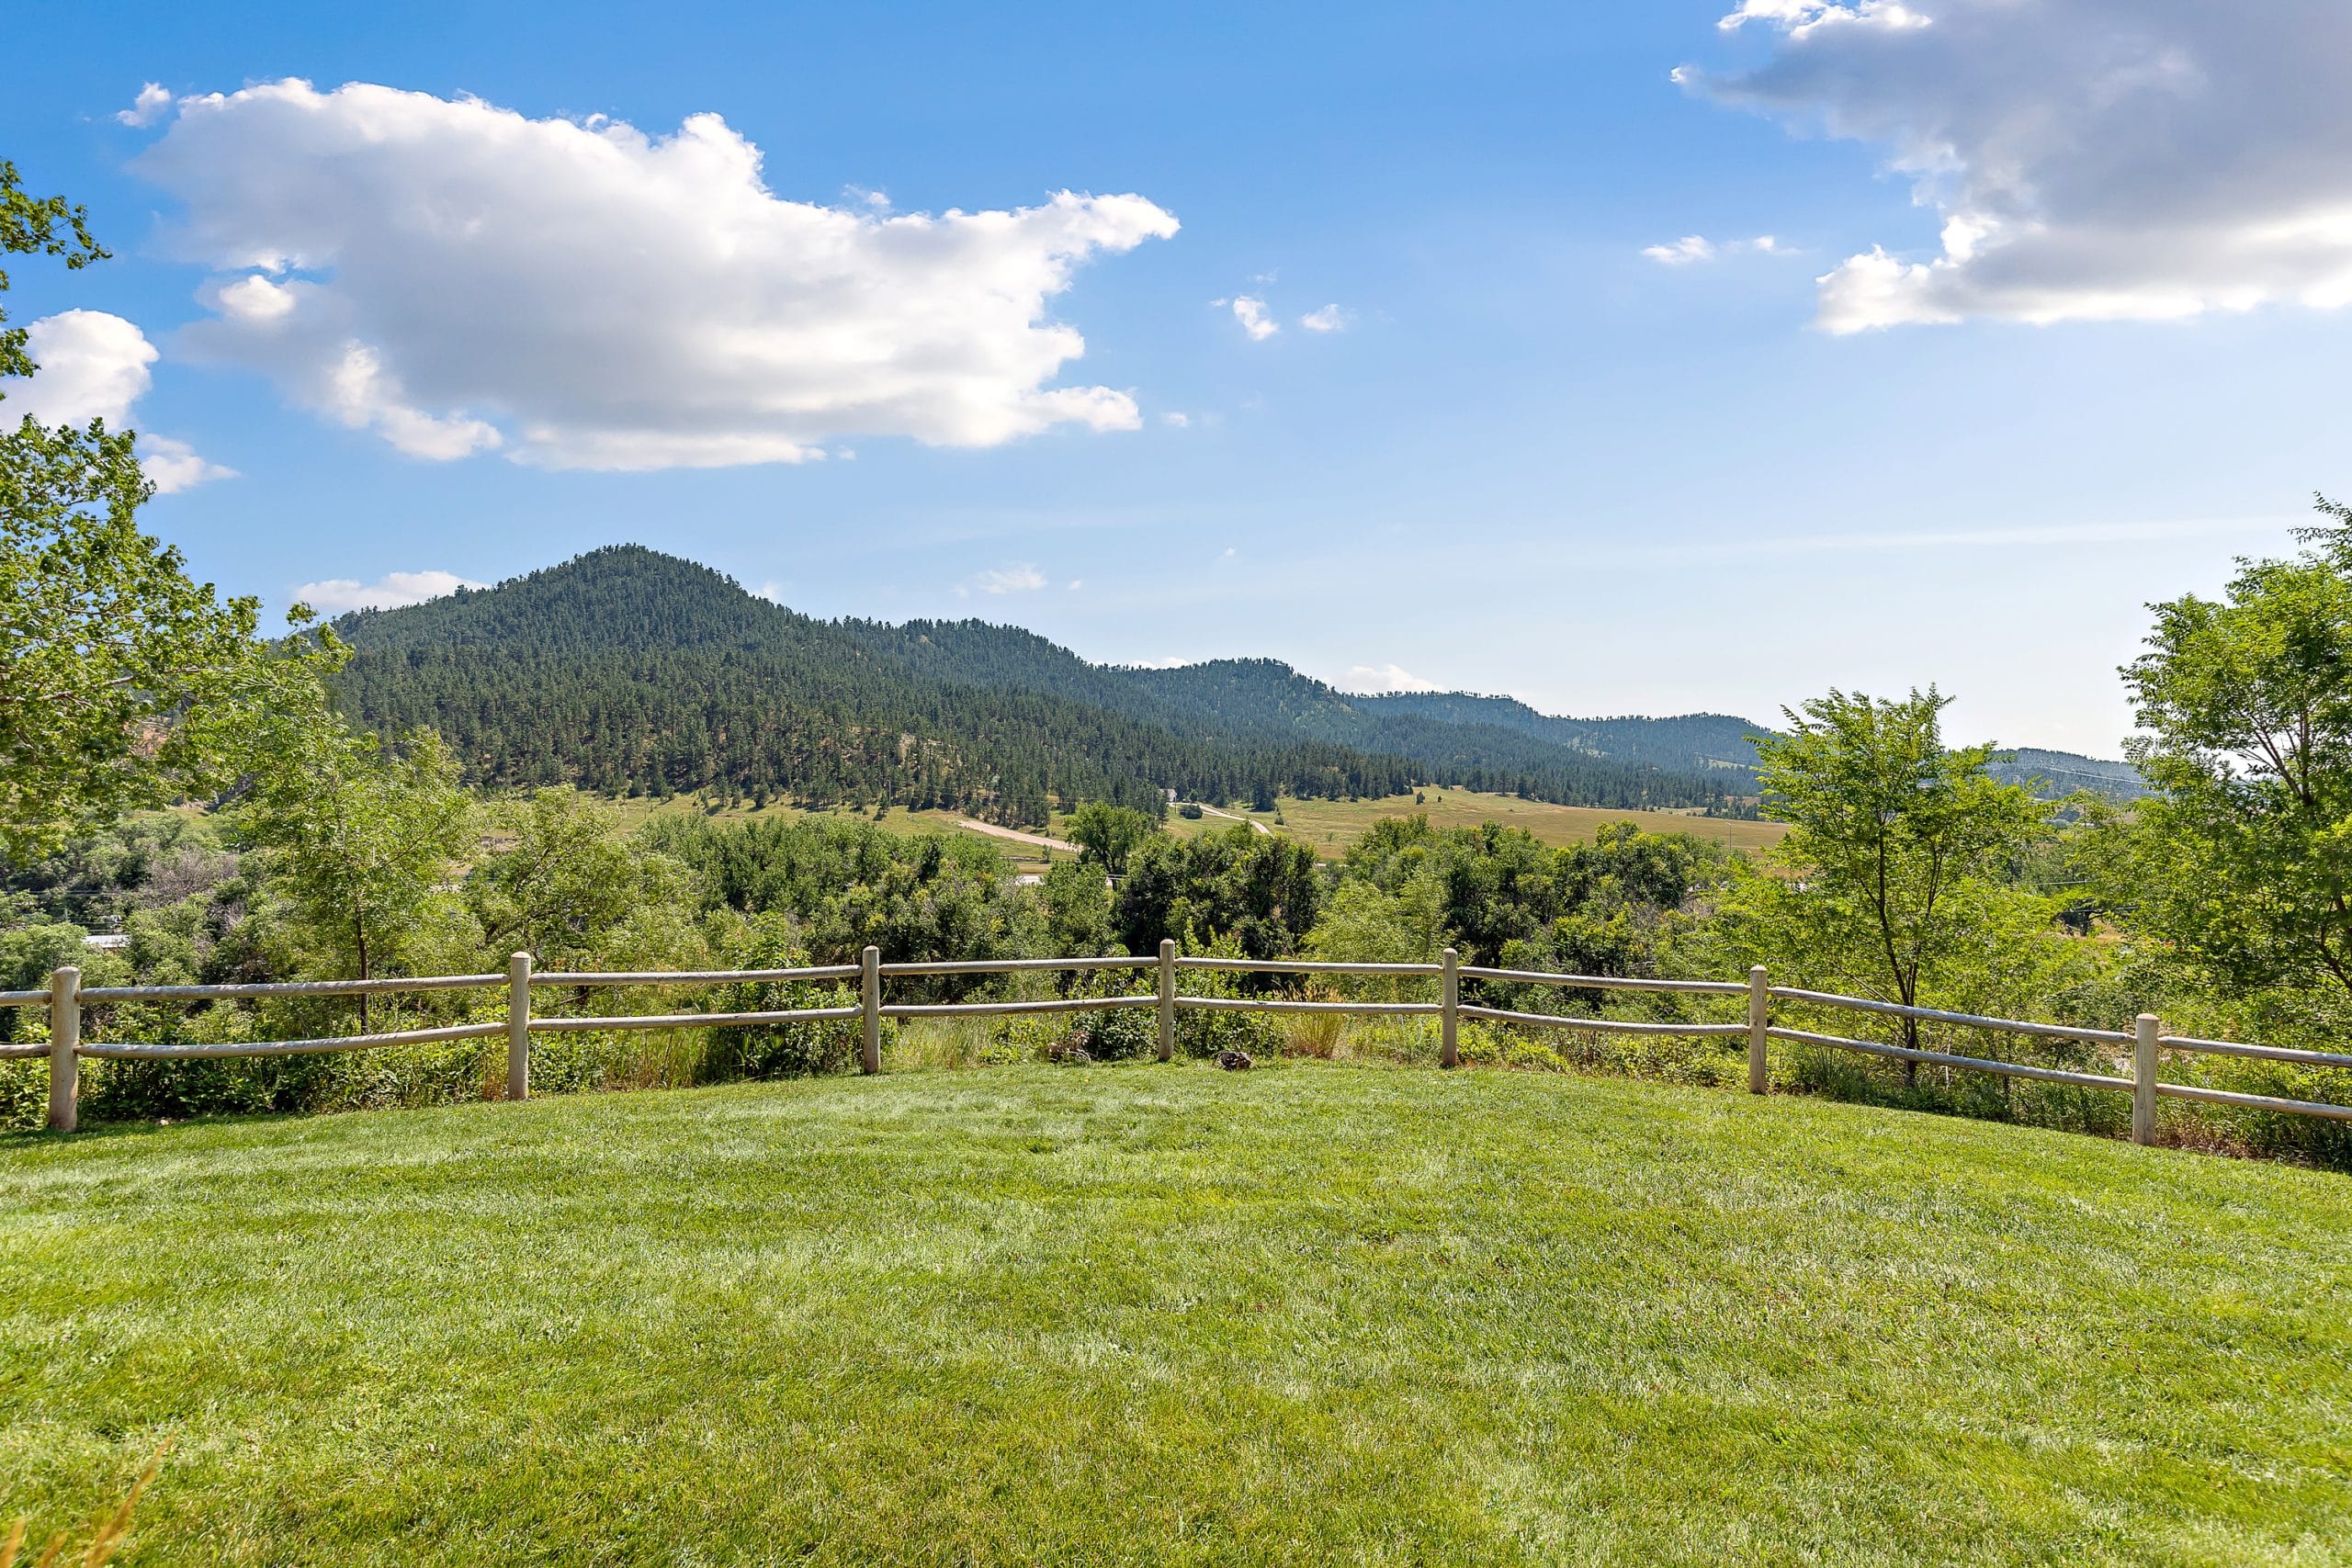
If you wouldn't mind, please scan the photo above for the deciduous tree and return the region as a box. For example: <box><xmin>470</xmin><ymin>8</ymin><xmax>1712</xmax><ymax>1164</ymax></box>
<box><xmin>1</xmin><ymin>160</ymin><xmax>325</xmax><ymax>859</ymax></box>
<box><xmin>2115</xmin><ymin>495</ymin><xmax>2352</xmax><ymax>1005</ymax></box>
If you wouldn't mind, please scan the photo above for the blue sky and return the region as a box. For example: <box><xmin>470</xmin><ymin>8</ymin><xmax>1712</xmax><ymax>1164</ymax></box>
<box><xmin>8</xmin><ymin>0</ymin><xmax>2349</xmax><ymax>754</ymax></box>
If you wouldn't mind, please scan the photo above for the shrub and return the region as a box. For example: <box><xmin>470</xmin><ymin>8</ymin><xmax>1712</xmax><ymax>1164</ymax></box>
<box><xmin>1172</xmin><ymin>940</ymin><xmax>1282</xmax><ymax>1061</ymax></box>
<box><xmin>709</xmin><ymin>913</ymin><xmax>882</xmax><ymax>1078</ymax></box>
<box><xmin>1062</xmin><ymin>966</ymin><xmax>1156</xmax><ymax>1061</ymax></box>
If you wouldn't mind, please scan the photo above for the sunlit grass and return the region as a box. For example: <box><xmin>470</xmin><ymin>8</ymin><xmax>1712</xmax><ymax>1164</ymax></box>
<box><xmin>2</xmin><ymin>1065</ymin><xmax>2345</xmax><ymax>1564</ymax></box>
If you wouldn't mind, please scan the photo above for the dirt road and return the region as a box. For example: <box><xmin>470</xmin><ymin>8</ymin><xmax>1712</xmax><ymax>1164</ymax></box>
<box><xmin>1188</xmin><ymin>803</ymin><xmax>1273</xmax><ymax>836</ymax></box>
<box><xmin>958</xmin><ymin>819</ymin><xmax>1081</xmax><ymax>854</ymax></box>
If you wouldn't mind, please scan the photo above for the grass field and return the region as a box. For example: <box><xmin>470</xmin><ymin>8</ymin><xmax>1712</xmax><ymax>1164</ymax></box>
<box><xmin>4</xmin><ymin>1066</ymin><xmax>2345</xmax><ymax>1564</ymax></box>
<box><xmin>1266</xmin><ymin>790</ymin><xmax>1787</xmax><ymax>858</ymax></box>
<box><xmin>603</xmin><ymin>789</ymin><xmax>1785</xmax><ymax>874</ymax></box>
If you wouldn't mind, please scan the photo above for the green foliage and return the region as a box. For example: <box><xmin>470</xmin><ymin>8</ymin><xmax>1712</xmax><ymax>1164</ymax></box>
<box><xmin>0</xmin><ymin>423</ymin><xmax>336</xmax><ymax>861</ymax></box>
<box><xmin>1113</xmin><ymin>823</ymin><xmax>1322</xmax><ymax>960</ymax></box>
<box><xmin>0</xmin><ymin>163</ymin><xmax>335</xmax><ymax>862</ymax></box>
<box><xmin>2118</xmin><ymin>495</ymin><xmax>2352</xmax><ymax>1006</ymax></box>
<box><xmin>467</xmin><ymin>787</ymin><xmax>700</xmax><ymax>969</ymax></box>
<box><xmin>710</xmin><ymin>912</ymin><xmax>873</xmax><ymax>1078</ymax></box>
<box><xmin>1736</xmin><ymin>689</ymin><xmax>2057</xmax><ymax>1054</ymax></box>
<box><xmin>1064</xmin><ymin>801</ymin><xmax>1157</xmax><ymax>875</ymax></box>
<box><xmin>1037</xmin><ymin>858</ymin><xmax>1114</xmax><ymax>956</ymax></box>
<box><xmin>641</xmin><ymin>814</ymin><xmax>1039</xmax><ymax>986</ymax></box>
<box><xmin>1059</xmin><ymin>965</ymin><xmax>1158</xmax><ymax>1061</ymax></box>
<box><xmin>1170</xmin><ymin>934</ymin><xmax>1283</xmax><ymax>1059</ymax></box>
<box><xmin>0</xmin><ymin>920</ymin><xmax>82</xmax><ymax>1043</ymax></box>
<box><xmin>0</xmin><ymin>158</ymin><xmax>107</xmax><ymax>384</ymax></box>
<box><xmin>1329</xmin><ymin>815</ymin><xmax>1726</xmax><ymax>1017</ymax></box>
<box><xmin>229</xmin><ymin>694</ymin><xmax>479</xmax><ymax>1004</ymax></box>
<box><xmin>333</xmin><ymin>547</ymin><xmax>1423</xmax><ymax>823</ymax></box>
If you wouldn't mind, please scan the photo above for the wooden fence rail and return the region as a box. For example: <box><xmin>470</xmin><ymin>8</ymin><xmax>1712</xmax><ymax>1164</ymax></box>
<box><xmin>7</xmin><ymin>947</ymin><xmax>2348</xmax><ymax>1143</ymax></box>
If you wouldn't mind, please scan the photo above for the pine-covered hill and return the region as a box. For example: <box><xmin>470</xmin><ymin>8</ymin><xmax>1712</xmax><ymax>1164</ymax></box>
<box><xmin>1353</xmin><ymin>692</ymin><xmax>1765</xmax><ymax>777</ymax></box>
<box><xmin>1990</xmin><ymin>749</ymin><xmax>2149</xmax><ymax>801</ymax></box>
<box><xmin>333</xmin><ymin>548</ymin><xmax>1410</xmax><ymax>823</ymax></box>
<box><xmin>837</xmin><ymin>627</ymin><xmax>1740</xmax><ymax>808</ymax></box>
<box><xmin>330</xmin><ymin>546</ymin><xmax>2140</xmax><ymax>821</ymax></box>
<box><xmin>331</xmin><ymin>547</ymin><xmax>1754</xmax><ymax>823</ymax></box>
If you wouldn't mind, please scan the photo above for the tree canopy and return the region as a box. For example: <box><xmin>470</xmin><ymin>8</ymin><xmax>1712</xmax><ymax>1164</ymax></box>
<box><xmin>1</xmin><ymin>159</ymin><xmax>329</xmax><ymax>861</ymax></box>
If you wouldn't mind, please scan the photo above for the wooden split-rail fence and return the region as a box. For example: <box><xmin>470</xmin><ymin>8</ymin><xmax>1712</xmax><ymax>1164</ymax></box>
<box><xmin>6</xmin><ymin>942</ymin><xmax>2349</xmax><ymax>1144</ymax></box>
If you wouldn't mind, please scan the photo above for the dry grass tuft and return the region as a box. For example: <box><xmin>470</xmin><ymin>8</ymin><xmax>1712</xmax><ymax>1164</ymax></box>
<box><xmin>4</xmin><ymin>1443</ymin><xmax>166</xmax><ymax>1568</ymax></box>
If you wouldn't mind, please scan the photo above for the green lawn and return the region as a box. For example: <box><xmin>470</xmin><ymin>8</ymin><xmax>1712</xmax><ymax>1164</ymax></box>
<box><xmin>3</xmin><ymin>1066</ymin><xmax>2347</xmax><ymax>1565</ymax></box>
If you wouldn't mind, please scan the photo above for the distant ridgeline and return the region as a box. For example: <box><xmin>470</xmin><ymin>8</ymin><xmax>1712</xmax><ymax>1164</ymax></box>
<box><xmin>330</xmin><ymin>546</ymin><xmax>2140</xmax><ymax>827</ymax></box>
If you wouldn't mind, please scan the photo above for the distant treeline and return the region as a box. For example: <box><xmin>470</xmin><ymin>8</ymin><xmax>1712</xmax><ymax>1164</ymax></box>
<box><xmin>332</xmin><ymin>547</ymin><xmax>1759</xmax><ymax>822</ymax></box>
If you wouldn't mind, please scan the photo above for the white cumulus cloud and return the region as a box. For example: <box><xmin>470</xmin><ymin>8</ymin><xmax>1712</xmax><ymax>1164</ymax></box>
<box><xmin>1685</xmin><ymin>0</ymin><xmax>2352</xmax><ymax>331</ymax></box>
<box><xmin>1218</xmin><ymin>296</ymin><xmax>1279</xmax><ymax>341</ymax></box>
<box><xmin>1344</xmin><ymin>663</ymin><xmax>1441</xmax><ymax>694</ymax></box>
<box><xmin>293</xmin><ymin>569</ymin><xmax>488</xmax><ymax>614</ymax></box>
<box><xmin>1644</xmin><ymin>235</ymin><xmax>1717</xmax><ymax>266</ymax></box>
<box><xmin>117</xmin><ymin>84</ymin><xmax>174</xmax><ymax>128</ymax></box>
<box><xmin>9</xmin><ymin>310</ymin><xmax>234</xmax><ymax>492</ymax></box>
<box><xmin>1299</xmin><ymin>303</ymin><xmax>1350</xmax><ymax>332</ymax></box>
<box><xmin>128</xmin><ymin>80</ymin><xmax>1179</xmax><ymax>468</ymax></box>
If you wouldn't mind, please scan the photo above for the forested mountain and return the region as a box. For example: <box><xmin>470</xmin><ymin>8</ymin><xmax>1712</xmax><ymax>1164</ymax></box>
<box><xmin>1355</xmin><ymin>693</ymin><xmax>1763</xmax><ymax>776</ymax></box>
<box><xmin>331</xmin><ymin>546</ymin><xmax>2137</xmax><ymax>824</ymax></box>
<box><xmin>1991</xmin><ymin>749</ymin><xmax>2149</xmax><ymax>800</ymax></box>
<box><xmin>838</xmin><ymin>626</ymin><xmax>1733</xmax><ymax>807</ymax></box>
<box><xmin>333</xmin><ymin>549</ymin><xmax>1429</xmax><ymax>823</ymax></box>
<box><xmin>332</xmin><ymin>547</ymin><xmax>1755</xmax><ymax>823</ymax></box>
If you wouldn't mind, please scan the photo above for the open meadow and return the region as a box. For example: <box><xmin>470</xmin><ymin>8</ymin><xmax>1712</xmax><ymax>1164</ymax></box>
<box><xmin>4</xmin><ymin>1065</ymin><xmax>2346</xmax><ymax>1565</ymax></box>
<box><xmin>602</xmin><ymin>787</ymin><xmax>1784</xmax><ymax>872</ymax></box>
<box><xmin>1261</xmin><ymin>791</ymin><xmax>1784</xmax><ymax>858</ymax></box>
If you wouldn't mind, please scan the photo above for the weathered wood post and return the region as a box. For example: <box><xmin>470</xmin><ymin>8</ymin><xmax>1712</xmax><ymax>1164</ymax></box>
<box><xmin>47</xmin><ymin>965</ymin><xmax>80</xmax><ymax>1134</ymax></box>
<box><xmin>1747</xmin><ymin>964</ymin><xmax>1770</xmax><ymax>1095</ymax></box>
<box><xmin>1440</xmin><ymin>947</ymin><xmax>1460</xmax><ymax>1069</ymax></box>
<box><xmin>506</xmin><ymin>952</ymin><xmax>532</xmax><ymax>1101</ymax></box>
<box><xmin>861</xmin><ymin>945</ymin><xmax>882</xmax><ymax>1075</ymax></box>
<box><xmin>2132</xmin><ymin>1012</ymin><xmax>2161</xmax><ymax>1145</ymax></box>
<box><xmin>1157</xmin><ymin>938</ymin><xmax>1176</xmax><ymax>1063</ymax></box>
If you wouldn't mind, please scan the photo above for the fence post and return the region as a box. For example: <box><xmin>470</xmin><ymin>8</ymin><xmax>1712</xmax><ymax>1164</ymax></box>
<box><xmin>2132</xmin><ymin>1012</ymin><xmax>2160</xmax><ymax>1145</ymax></box>
<box><xmin>861</xmin><ymin>945</ymin><xmax>882</xmax><ymax>1075</ymax></box>
<box><xmin>47</xmin><ymin>965</ymin><xmax>80</xmax><ymax>1134</ymax></box>
<box><xmin>1747</xmin><ymin>965</ymin><xmax>1770</xmax><ymax>1094</ymax></box>
<box><xmin>1440</xmin><ymin>948</ymin><xmax>1460</xmax><ymax>1069</ymax></box>
<box><xmin>506</xmin><ymin>952</ymin><xmax>532</xmax><ymax>1101</ymax></box>
<box><xmin>1157</xmin><ymin>938</ymin><xmax>1176</xmax><ymax>1062</ymax></box>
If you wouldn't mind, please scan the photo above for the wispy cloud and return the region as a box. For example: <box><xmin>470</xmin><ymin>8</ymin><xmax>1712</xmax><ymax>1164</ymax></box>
<box><xmin>1650</xmin><ymin>515</ymin><xmax>2301</xmax><ymax>560</ymax></box>
<box><xmin>1642</xmin><ymin>234</ymin><xmax>1791</xmax><ymax>265</ymax></box>
<box><xmin>1344</xmin><ymin>662</ymin><xmax>1440</xmax><ymax>694</ymax></box>
<box><xmin>294</xmin><ymin>569</ymin><xmax>487</xmax><ymax>614</ymax></box>
<box><xmin>1299</xmin><ymin>303</ymin><xmax>1351</xmax><ymax>333</ymax></box>
<box><xmin>973</xmin><ymin>563</ymin><xmax>1048</xmax><ymax>593</ymax></box>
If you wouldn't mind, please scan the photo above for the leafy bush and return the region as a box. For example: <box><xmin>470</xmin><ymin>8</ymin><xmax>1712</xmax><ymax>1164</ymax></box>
<box><xmin>1060</xmin><ymin>966</ymin><xmax>1156</xmax><ymax>1061</ymax></box>
<box><xmin>710</xmin><ymin>912</ymin><xmax>879</xmax><ymax>1078</ymax></box>
<box><xmin>1172</xmin><ymin>939</ymin><xmax>1282</xmax><ymax>1061</ymax></box>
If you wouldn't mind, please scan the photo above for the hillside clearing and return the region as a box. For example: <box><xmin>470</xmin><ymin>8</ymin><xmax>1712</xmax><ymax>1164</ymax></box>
<box><xmin>3</xmin><ymin>1066</ymin><xmax>2345</xmax><ymax>1564</ymax></box>
<box><xmin>597</xmin><ymin>787</ymin><xmax>1780</xmax><ymax>867</ymax></box>
<box><xmin>1268</xmin><ymin>790</ymin><xmax>1786</xmax><ymax>856</ymax></box>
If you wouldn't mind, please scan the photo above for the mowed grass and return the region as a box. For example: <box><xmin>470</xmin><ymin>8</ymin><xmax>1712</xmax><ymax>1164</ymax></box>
<box><xmin>4</xmin><ymin>1068</ymin><xmax>2347</xmax><ymax>1565</ymax></box>
<box><xmin>1268</xmin><ymin>790</ymin><xmax>1788</xmax><ymax>857</ymax></box>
